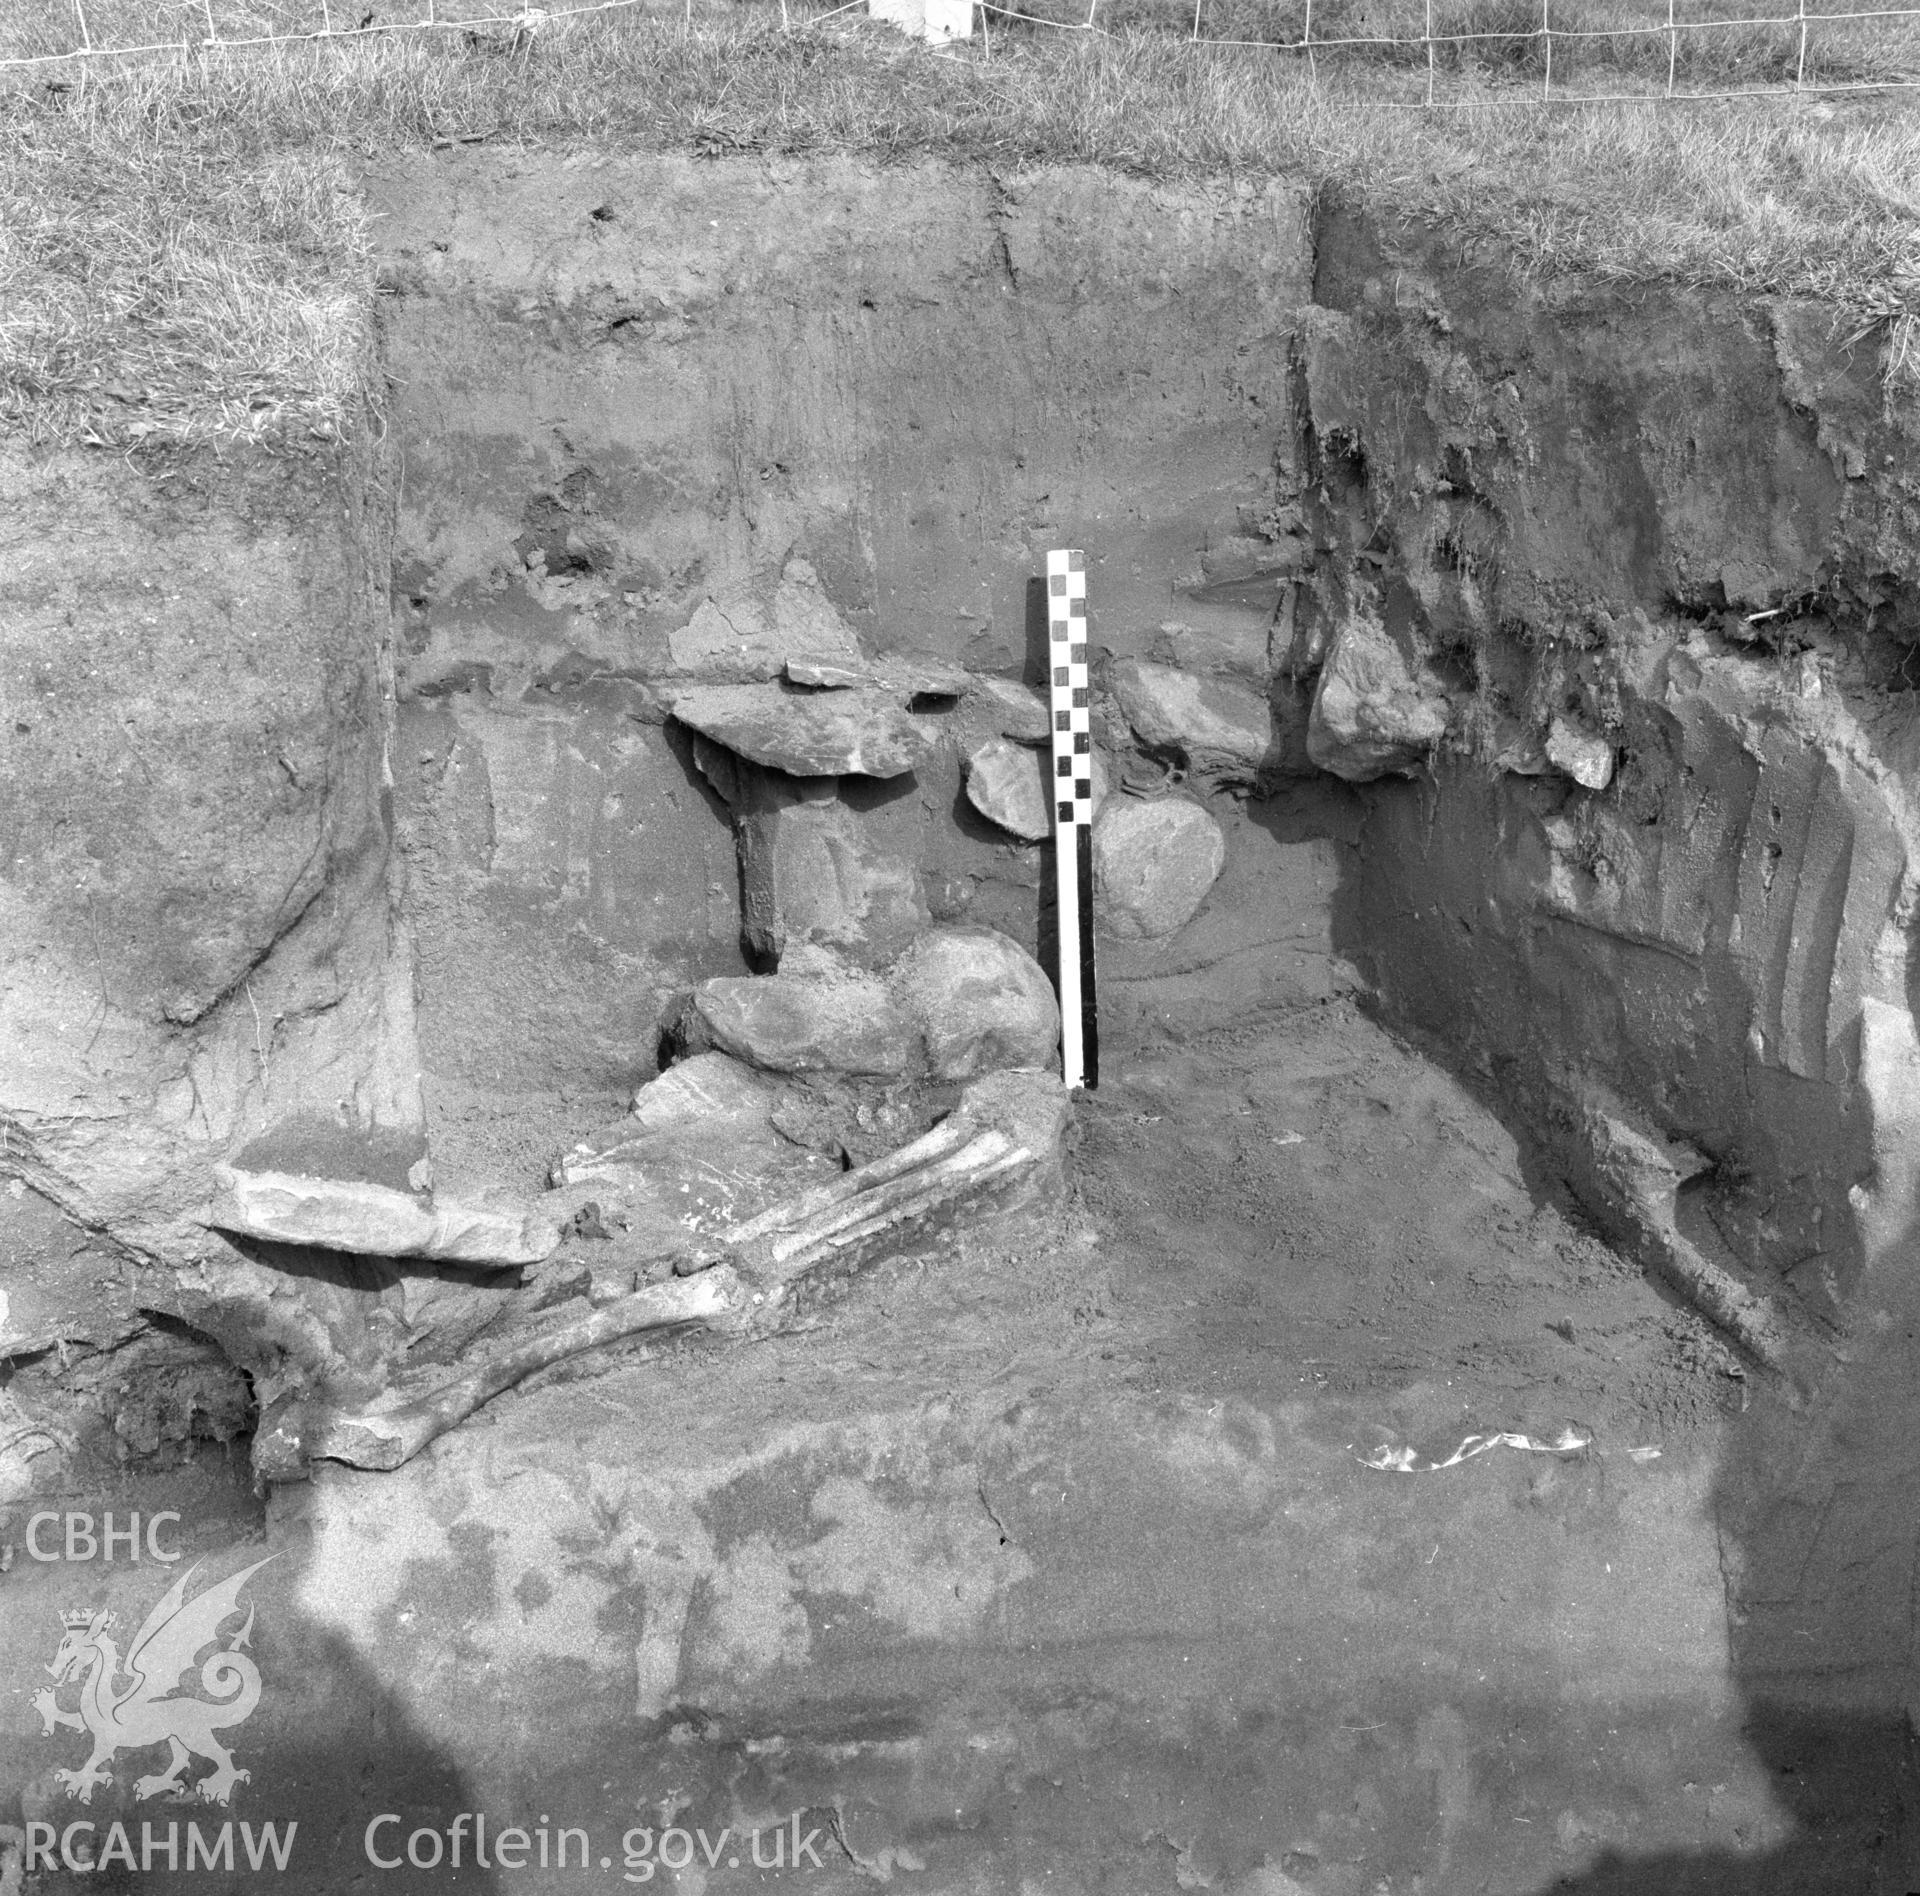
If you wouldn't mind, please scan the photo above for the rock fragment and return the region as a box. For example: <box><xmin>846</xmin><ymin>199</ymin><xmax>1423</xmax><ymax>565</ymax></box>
<box><xmin>1547</xmin><ymin>715</ymin><xmax>1616</xmax><ymax>790</ymax></box>
<box><xmin>669</xmin><ymin>683</ymin><xmax>933</xmax><ymax>779</ymax></box>
<box><xmin>554</xmin><ymin>1052</ymin><xmax>842</xmax><ymax>1253</ymax></box>
<box><xmin>972</xmin><ymin>675</ymin><xmax>1053</xmax><ymax>743</ymax></box>
<box><xmin>692</xmin><ymin>739</ymin><xmax>929</xmax><ymax>966</ymax></box>
<box><xmin>785</xmin><ymin>654</ymin><xmax>867</xmax><ymax>689</ymax></box>
<box><xmin>1108</xmin><ymin>660</ymin><xmax>1278</xmax><ymax>789</ymax></box>
<box><xmin>1091</xmin><ymin>798</ymin><xmax>1227</xmax><ymax>940</ymax></box>
<box><xmin>1145</xmin><ymin>619</ymin><xmax>1271</xmax><ymax>682</ymax></box>
<box><xmin>1306</xmin><ymin>612</ymin><xmax>1452</xmax><ymax>781</ymax></box>
<box><xmin>207</xmin><ymin>1168</ymin><xmax>558</xmax><ymax>1266</ymax></box>
<box><xmin>668</xmin><ymin>559</ymin><xmax>865</xmax><ymax>682</ymax></box>
<box><xmin>679</xmin><ymin>971</ymin><xmax>919</xmax><ymax>1077</ymax></box>
<box><xmin>625</xmin><ymin>1050</ymin><xmax>774</xmax><ymax>1132</ymax></box>
<box><xmin>957</xmin><ymin>1067</ymin><xmax>1073</xmax><ymax>1208</ymax></box>
<box><xmin>965</xmin><ymin>737</ymin><xmax>1110</xmax><ymax>841</ymax></box>
<box><xmin>869</xmin><ymin>653</ymin><xmax>971</xmax><ymax>699</ymax></box>
<box><xmin>887</xmin><ymin>926</ymin><xmax>1060</xmax><ymax>1080</ymax></box>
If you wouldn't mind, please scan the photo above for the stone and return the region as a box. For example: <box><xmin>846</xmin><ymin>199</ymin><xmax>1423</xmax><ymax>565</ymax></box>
<box><xmin>1091</xmin><ymin>798</ymin><xmax>1227</xmax><ymax>941</ymax></box>
<box><xmin>782</xmin><ymin>649</ymin><xmax>967</xmax><ymax>699</ymax></box>
<box><xmin>682</xmin><ymin>972</ymin><xmax>919</xmax><ymax>1077</ymax></box>
<box><xmin>669</xmin><ymin>683</ymin><xmax>933</xmax><ymax>779</ymax></box>
<box><xmin>956</xmin><ymin>1067</ymin><xmax>1073</xmax><ymax>1210</ymax></box>
<box><xmin>1177</xmin><ymin>533</ymin><xmax>1312</xmax><ymax>608</ymax></box>
<box><xmin>1487</xmin><ymin>711</ymin><xmax>1551</xmax><ymax>776</ymax></box>
<box><xmin>786</xmin><ymin>654</ymin><xmax>867</xmax><ymax>688</ymax></box>
<box><xmin>1546</xmin><ymin>715</ymin><xmax>1615</xmax><ymax>790</ymax></box>
<box><xmin>768</xmin><ymin>1072</ymin><xmax>957</xmax><ymax>1168</ymax></box>
<box><xmin>1145</xmin><ymin>619</ymin><xmax>1271</xmax><ymax>682</ymax></box>
<box><xmin>887</xmin><ymin>926</ymin><xmax>1060</xmax><ymax>1081</ymax></box>
<box><xmin>869</xmin><ymin>653</ymin><xmax>971</xmax><ymax>699</ymax></box>
<box><xmin>972</xmin><ymin>676</ymin><xmax>1052</xmax><ymax>743</ymax></box>
<box><xmin>207</xmin><ymin>1167</ymin><xmax>558</xmax><ymax>1266</ymax></box>
<box><xmin>1306</xmin><ymin>610</ymin><xmax>1452</xmax><ymax>781</ymax></box>
<box><xmin>553</xmin><ymin>1053</ymin><xmax>842</xmax><ymax>1256</ymax></box>
<box><xmin>965</xmin><ymin>737</ymin><xmax>1111</xmax><ymax>841</ymax></box>
<box><xmin>693</xmin><ymin>740</ymin><xmax>929</xmax><ymax>966</ymax></box>
<box><xmin>1108</xmin><ymin>660</ymin><xmax>1277</xmax><ymax>789</ymax></box>
<box><xmin>624</xmin><ymin>1050</ymin><xmax>768</xmax><ymax>1129</ymax></box>
<box><xmin>750</xmin><ymin>800</ymin><xmax>929</xmax><ymax>966</ymax></box>
<box><xmin>667</xmin><ymin>559</ymin><xmax>865</xmax><ymax>683</ymax></box>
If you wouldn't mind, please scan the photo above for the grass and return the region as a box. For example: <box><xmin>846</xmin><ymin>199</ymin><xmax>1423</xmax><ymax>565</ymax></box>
<box><xmin>1</xmin><ymin>3</ymin><xmax>1916</xmax><ymax>447</ymax></box>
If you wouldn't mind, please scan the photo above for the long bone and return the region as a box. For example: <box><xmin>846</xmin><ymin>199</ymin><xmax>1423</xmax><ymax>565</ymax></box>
<box><xmin>758</xmin><ymin>1129</ymin><xmax>1015</xmax><ymax>1267</ymax></box>
<box><xmin>284</xmin><ymin>1271</ymin><xmax>743</xmax><ymax>1475</ymax></box>
<box><xmin>674</xmin><ymin>1116</ymin><xmax>976</xmax><ymax>1271</ymax></box>
<box><xmin>771</xmin><ymin>1144</ymin><xmax>1033</xmax><ymax>1279</ymax></box>
<box><xmin>289</xmin><ymin>1114</ymin><xmax>1038</xmax><ymax>1475</ymax></box>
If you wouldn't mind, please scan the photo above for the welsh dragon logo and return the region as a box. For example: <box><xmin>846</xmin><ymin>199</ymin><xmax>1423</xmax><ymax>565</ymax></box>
<box><xmin>34</xmin><ymin>1557</ymin><xmax>275</xmax><ymax>1806</ymax></box>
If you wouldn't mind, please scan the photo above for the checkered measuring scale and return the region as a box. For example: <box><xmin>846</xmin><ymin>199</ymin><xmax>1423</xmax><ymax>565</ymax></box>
<box><xmin>1047</xmin><ymin>548</ymin><xmax>1099</xmax><ymax>1091</ymax></box>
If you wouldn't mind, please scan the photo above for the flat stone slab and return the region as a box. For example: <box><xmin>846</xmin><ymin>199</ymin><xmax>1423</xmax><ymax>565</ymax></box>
<box><xmin>869</xmin><ymin>653</ymin><xmax>971</xmax><ymax>699</ymax></box>
<box><xmin>668</xmin><ymin>683</ymin><xmax>934</xmax><ymax>779</ymax></box>
<box><xmin>782</xmin><ymin>651</ymin><xmax>969</xmax><ymax>697</ymax></box>
<box><xmin>785</xmin><ymin>653</ymin><xmax>868</xmax><ymax>688</ymax></box>
<box><xmin>206</xmin><ymin>1167</ymin><xmax>557</xmax><ymax>1266</ymax></box>
<box><xmin>966</xmin><ymin>737</ymin><xmax>1110</xmax><ymax>841</ymax></box>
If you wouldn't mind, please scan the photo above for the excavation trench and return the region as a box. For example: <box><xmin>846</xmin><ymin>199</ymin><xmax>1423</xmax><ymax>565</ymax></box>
<box><xmin>1</xmin><ymin>154</ymin><xmax>1918</xmax><ymax>1891</ymax></box>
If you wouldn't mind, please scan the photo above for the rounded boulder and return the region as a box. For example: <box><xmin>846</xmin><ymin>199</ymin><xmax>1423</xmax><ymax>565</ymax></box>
<box><xmin>683</xmin><ymin>972</ymin><xmax>917</xmax><ymax>1077</ymax></box>
<box><xmin>887</xmin><ymin>926</ymin><xmax>1060</xmax><ymax>1081</ymax></box>
<box><xmin>1092</xmin><ymin>798</ymin><xmax>1226</xmax><ymax>940</ymax></box>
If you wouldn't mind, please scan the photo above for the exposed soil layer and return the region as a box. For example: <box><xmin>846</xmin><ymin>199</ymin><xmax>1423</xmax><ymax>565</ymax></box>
<box><xmin>1075</xmin><ymin>1003</ymin><xmax>1747</xmax><ymax>1446</ymax></box>
<box><xmin>13</xmin><ymin>997</ymin><xmax>1911</xmax><ymax>1893</ymax></box>
<box><xmin>4</xmin><ymin>147</ymin><xmax>1920</xmax><ymax>1894</ymax></box>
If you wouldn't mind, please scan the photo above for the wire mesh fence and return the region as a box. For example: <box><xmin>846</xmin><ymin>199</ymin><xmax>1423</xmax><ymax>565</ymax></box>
<box><xmin>2</xmin><ymin>0</ymin><xmax>1916</xmax><ymax>103</ymax></box>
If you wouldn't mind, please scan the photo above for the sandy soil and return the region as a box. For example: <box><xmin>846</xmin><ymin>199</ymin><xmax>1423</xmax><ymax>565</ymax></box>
<box><xmin>1062</xmin><ymin>999</ymin><xmax>1744</xmax><ymax>1453</ymax></box>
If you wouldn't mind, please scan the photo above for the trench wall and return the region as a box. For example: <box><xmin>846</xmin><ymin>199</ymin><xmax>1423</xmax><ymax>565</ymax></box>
<box><xmin>1301</xmin><ymin>206</ymin><xmax>1920</xmax><ymax>1310</ymax></box>
<box><xmin>5</xmin><ymin>152</ymin><xmax>1920</xmax><ymax>1712</ymax></box>
<box><xmin>367</xmin><ymin>153</ymin><xmax>1343</xmax><ymax>1178</ymax></box>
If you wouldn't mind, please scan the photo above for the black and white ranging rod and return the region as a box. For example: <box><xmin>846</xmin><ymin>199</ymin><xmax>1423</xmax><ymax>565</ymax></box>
<box><xmin>1046</xmin><ymin>548</ymin><xmax>1098</xmax><ymax>1092</ymax></box>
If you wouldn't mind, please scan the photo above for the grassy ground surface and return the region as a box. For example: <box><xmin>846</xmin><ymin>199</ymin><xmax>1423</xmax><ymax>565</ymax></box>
<box><xmin>1</xmin><ymin>5</ymin><xmax>1916</xmax><ymax>446</ymax></box>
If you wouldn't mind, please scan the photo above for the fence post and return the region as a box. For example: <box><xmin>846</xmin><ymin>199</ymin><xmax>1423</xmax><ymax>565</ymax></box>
<box><xmin>1424</xmin><ymin>0</ymin><xmax>1435</xmax><ymax>103</ymax></box>
<box><xmin>1540</xmin><ymin>0</ymin><xmax>1551</xmax><ymax>99</ymax></box>
<box><xmin>1303</xmin><ymin>0</ymin><xmax>1316</xmax><ymax>80</ymax></box>
<box><xmin>1665</xmin><ymin>0</ymin><xmax>1676</xmax><ymax>94</ymax></box>
<box><xmin>1191</xmin><ymin>0</ymin><xmax>1202</xmax><ymax>40</ymax></box>
<box><xmin>1795</xmin><ymin>0</ymin><xmax>1809</xmax><ymax>87</ymax></box>
<box><xmin>71</xmin><ymin>0</ymin><xmax>92</xmax><ymax>50</ymax></box>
